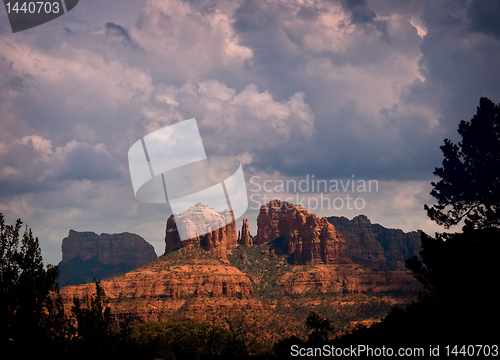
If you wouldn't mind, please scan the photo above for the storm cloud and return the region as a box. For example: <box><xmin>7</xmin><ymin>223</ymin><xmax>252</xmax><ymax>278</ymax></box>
<box><xmin>0</xmin><ymin>0</ymin><xmax>499</xmax><ymax>263</ymax></box>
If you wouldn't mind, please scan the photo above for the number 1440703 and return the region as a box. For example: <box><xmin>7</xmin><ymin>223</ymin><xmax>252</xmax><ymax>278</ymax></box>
<box><xmin>5</xmin><ymin>2</ymin><xmax>60</xmax><ymax>14</ymax></box>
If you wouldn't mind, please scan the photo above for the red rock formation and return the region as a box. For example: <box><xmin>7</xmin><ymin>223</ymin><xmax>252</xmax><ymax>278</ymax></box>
<box><xmin>164</xmin><ymin>215</ymin><xmax>201</xmax><ymax>253</ymax></box>
<box><xmin>327</xmin><ymin>215</ymin><xmax>386</xmax><ymax>266</ymax></box>
<box><xmin>328</xmin><ymin>215</ymin><xmax>421</xmax><ymax>269</ymax></box>
<box><xmin>164</xmin><ymin>204</ymin><xmax>238</xmax><ymax>261</ymax></box>
<box><xmin>256</xmin><ymin>200</ymin><xmax>351</xmax><ymax>265</ymax></box>
<box><xmin>225</xmin><ymin>213</ymin><xmax>238</xmax><ymax>249</ymax></box>
<box><xmin>239</xmin><ymin>219</ymin><xmax>253</xmax><ymax>247</ymax></box>
<box><xmin>61</xmin><ymin>230</ymin><xmax>157</xmax><ymax>267</ymax></box>
<box><xmin>59</xmin><ymin>253</ymin><xmax>257</xmax><ymax>325</ymax></box>
<box><xmin>274</xmin><ymin>264</ymin><xmax>420</xmax><ymax>295</ymax></box>
<box><xmin>202</xmin><ymin>222</ymin><xmax>237</xmax><ymax>260</ymax></box>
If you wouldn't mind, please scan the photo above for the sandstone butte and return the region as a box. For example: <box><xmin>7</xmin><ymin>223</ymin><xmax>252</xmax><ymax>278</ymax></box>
<box><xmin>62</xmin><ymin>230</ymin><xmax>157</xmax><ymax>268</ymax></box>
<box><xmin>256</xmin><ymin>199</ymin><xmax>352</xmax><ymax>265</ymax></box>
<box><xmin>59</xmin><ymin>200</ymin><xmax>422</xmax><ymax>340</ymax></box>
<box><xmin>60</xmin><ymin>251</ymin><xmax>262</xmax><ymax>326</ymax></box>
<box><xmin>164</xmin><ymin>203</ymin><xmax>238</xmax><ymax>261</ymax></box>
<box><xmin>327</xmin><ymin>214</ymin><xmax>421</xmax><ymax>270</ymax></box>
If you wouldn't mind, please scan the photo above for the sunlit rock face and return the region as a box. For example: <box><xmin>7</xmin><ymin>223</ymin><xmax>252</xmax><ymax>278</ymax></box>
<box><xmin>256</xmin><ymin>200</ymin><xmax>351</xmax><ymax>265</ymax></box>
<box><xmin>239</xmin><ymin>219</ymin><xmax>253</xmax><ymax>247</ymax></box>
<box><xmin>164</xmin><ymin>202</ymin><xmax>237</xmax><ymax>261</ymax></box>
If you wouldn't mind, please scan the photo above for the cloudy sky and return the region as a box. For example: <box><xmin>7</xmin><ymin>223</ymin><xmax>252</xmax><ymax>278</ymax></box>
<box><xmin>1</xmin><ymin>0</ymin><xmax>499</xmax><ymax>265</ymax></box>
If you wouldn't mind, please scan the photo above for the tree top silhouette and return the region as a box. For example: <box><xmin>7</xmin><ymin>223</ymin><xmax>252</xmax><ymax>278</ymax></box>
<box><xmin>425</xmin><ymin>97</ymin><xmax>500</xmax><ymax>231</ymax></box>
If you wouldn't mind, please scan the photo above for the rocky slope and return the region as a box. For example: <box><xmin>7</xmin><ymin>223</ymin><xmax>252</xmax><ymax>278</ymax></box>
<box><xmin>327</xmin><ymin>215</ymin><xmax>421</xmax><ymax>269</ymax></box>
<box><xmin>60</xmin><ymin>247</ymin><xmax>254</xmax><ymax>319</ymax></box>
<box><xmin>59</xmin><ymin>242</ymin><xmax>420</xmax><ymax>341</ymax></box>
<box><xmin>256</xmin><ymin>200</ymin><xmax>351</xmax><ymax>265</ymax></box>
<box><xmin>59</xmin><ymin>245</ymin><xmax>279</xmax><ymax>338</ymax></box>
<box><xmin>59</xmin><ymin>202</ymin><xmax>421</xmax><ymax>340</ymax></box>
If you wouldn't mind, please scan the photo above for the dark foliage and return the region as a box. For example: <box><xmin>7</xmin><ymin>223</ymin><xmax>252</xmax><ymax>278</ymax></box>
<box><xmin>329</xmin><ymin>98</ymin><xmax>500</xmax><ymax>349</ymax></box>
<box><xmin>0</xmin><ymin>214</ymin><xmax>274</xmax><ymax>359</ymax></box>
<box><xmin>273</xmin><ymin>312</ymin><xmax>333</xmax><ymax>359</ymax></box>
<box><xmin>273</xmin><ymin>335</ymin><xmax>305</xmax><ymax>360</ymax></box>
<box><xmin>70</xmin><ymin>279</ymin><xmax>141</xmax><ymax>360</ymax></box>
<box><xmin>0</xmin><ymin>213</ymin><xmax>73</xmax><ymax>359</ymax></box>
<box><xmin>425</xmin><ymin>97</ymin><xmax>500</xmax><ymax>231</ymax></box>
<box><xmin>333</xmin><ymin>229</ymin><xmax>500</xmax><ymax>348</ymax></box>
<box><xmin>305</xmin><ymin>311</ymin><xmax>333</xmax><ymax>344</ymax></box>
<box><xmin>129</xmin><ymin>318</ymin><xmax>272</xmax><ymax>360</ymax></box>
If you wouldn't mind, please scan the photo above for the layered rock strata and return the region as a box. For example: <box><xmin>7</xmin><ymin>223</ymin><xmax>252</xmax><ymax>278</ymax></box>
<box><xmin>256</xmin><ymin>200</ymin><xmax>351</xmax><ymax>265</ymax></box>
<box><xmin>62</xmin><ymin>230</ymin><xmax>157</xmax><ymax>268</ymax></box>
<box><xmin>327</xmin><ymin>215</ymin><xmax>421</xmax><ymax>269</ymax></box>
<box><xmin>164</xmin><ymin>203</ymin><xmax>237</xmax><ymax>261</ymax></box>
<box><xmin>59</xmin><ymin>254</ymin><xmax>257</xmax><ymax>325</ymax></box>
<box><xmin>274</xmin><ymin>264</ymin><xmax>420</xmax><ymax>295</ymax></box>
<box><xmin>239</xmin><ymin>219</ymin><xmax>253</xmax><ymax>247</ymax></box>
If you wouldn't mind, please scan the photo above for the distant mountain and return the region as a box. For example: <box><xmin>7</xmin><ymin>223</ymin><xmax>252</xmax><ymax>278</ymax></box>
<box><xmin>327</xmin><ymin>215</ymin><xmax>421</xmax><ymax>269</ymax></box>
<box><xmin>60</xmin><ymin>242</ymin><xmax>420</xmax><ymax>341</ymax></box>
<box><xmin>59</xmin><ymin>202</ymin><xmax>422</xmax><ymax>339</ymax></box>
<box><xmin>57</xmin><ymin>230</ymin><xmax>157</xmax><ymax>287</ymax></box>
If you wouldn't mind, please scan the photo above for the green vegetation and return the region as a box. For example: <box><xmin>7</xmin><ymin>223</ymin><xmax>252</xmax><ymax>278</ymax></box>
<box><xmin>0</xmin><ymin>214</ymin><xmax>138</xmax><ymax>359</ymax></box>
<box><xmin>158</xmin><ymin>242</ymin><xmax>218</xmax><ymax>264</ymax></box>
<box><xmin>5</xmin><ymin>98</ymin><xmax>497</xmax><ymax>357</ymax></box>
<box><xmin>228</xmin><ymin>240</ymin><xmax>297</xmax><ymax>298</ymax></box>
<box><xmin>1</xmin><ymin>214</ymin><xmax>73</xmax><ymax>358</ymax></box>
<box><xmin>228</xmin><ymin>240</ymin><xmax>397</xmax><ymax>341</ymax></box>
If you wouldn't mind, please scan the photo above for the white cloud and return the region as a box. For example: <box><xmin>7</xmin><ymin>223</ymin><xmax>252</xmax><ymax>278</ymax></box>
<box><xmin>131</xmin><ymin>0</ymin><xmax>252</xmax><ymax>81</ymax></box>
<box><xmin>0</xmin><ymin>37</ymin><xmax>154</xmax><ymax>112</ymax></box>
<box><xmin>144</xmin><ymin>79</ymin><xmax>315</xmax><ymax>156</ymax></box>
<box><xmin>0</xmin><ymin>136</ymin><xmax>118</xmax><ymax>183</ymax></box>
<box><xmin>20</xmin><ymin>135</ymin><xmax>54</xmax><ymax>155</ymax></box>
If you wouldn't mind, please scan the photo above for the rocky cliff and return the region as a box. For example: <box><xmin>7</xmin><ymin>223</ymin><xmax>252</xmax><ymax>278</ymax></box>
<box><xmin>256</xmin><ymin>200</ymin><xmax>351</xmax><ymax>265</ymax></box>
<box><xmin>58</xmin><ymin>203</ymin><xmax>424</xmax><ymax>340</ymax></box>
<box><xmin>164</xmin><ymin>203</ymin><xmax>237</xmax><ymax>261</ymax></box>
<box><xmin>59</xmin><ymin>241</ymin><xmax>420</xmax><ymax>341</ymax></box>
<box><xmin>62</xmin><ymin>230</ymin><xmax>157</xmax><ymax>267</ymax></box>
<box><xmin>58</xmin><ymin>230</ymin><xmax>157</xmax><ymax>286</ymax></box>
<box><xmin>327</xmin><ymin>215</ymin><xmax>421</xmax><ymax>269</ymax></box>
<box><xmin>59</xmin><ymin>246</ymin><xmax>260</xmax><ymax>327</ymax></box>
<box><xmin>238</xmin><ymin>219</ymin><xmax>253</xmax><ymax>247</ymax></box>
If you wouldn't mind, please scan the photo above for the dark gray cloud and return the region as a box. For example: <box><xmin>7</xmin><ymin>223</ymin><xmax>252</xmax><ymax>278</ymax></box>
<box><xmin>341</xmin><ymin>0</ymin><xmax>376</xmax><ymax>25</ymax></box>
<box><xmin>52</xmin><ymin>142</ymin><xmax>121</xmax><ymax>182</ymax></box>
<box><xmin>105</xmin><ymin>22</ymin><xmax>131</xmax><ymax>42</ymax></box>
<box><xmin>104</xmin><ymin>22</ymin><xmax>143</xmax><ymax>51</ymax></box>
<box><xmin>228</xmin><ymin>0</ymin><xmax>438</xmax><ymax>180</ymax></box>
<box><xmin>227</xmin><ymin>0</ymin><xmax>500</xmax><ymax>181</ymax></box>
<box><xmin>403</xmin><ymin>0</ymin><xmax>500</xmax><ymax>134</ymax></box>
<box><xmin>467</xmin><ymin>0</ymin><xmax>500</xmax><ymax>39</ymax></box>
